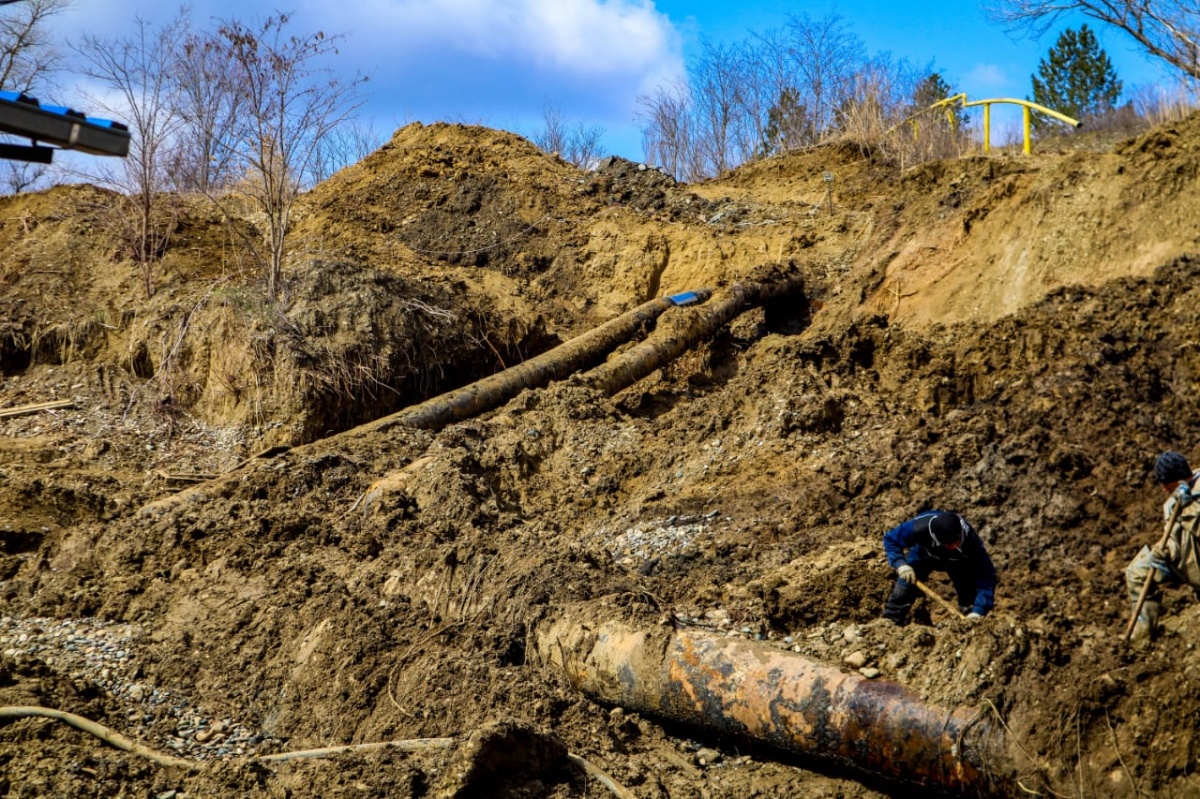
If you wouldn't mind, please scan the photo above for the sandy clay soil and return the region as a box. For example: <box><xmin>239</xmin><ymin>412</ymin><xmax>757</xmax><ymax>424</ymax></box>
<box><xmin>3</xmin><ymin>115</ymin><xmax>1200</xmax><ymax>798</ymax></box>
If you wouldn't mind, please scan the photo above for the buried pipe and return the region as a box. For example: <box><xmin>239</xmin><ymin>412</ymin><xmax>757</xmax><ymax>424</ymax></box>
<box><xmin>353</xmin><ymin>265</ymin><xmax>806</xmax><ymax>515</ymax></box>
<box><xmin>354</xmin><ymin>265</ymin><xmax>805</xmax><ymax>515</ymax></box>
<box><xmin>536</xmin><ymin>616</ymin><xmax>1018</xmax><ymax>798</ymax></box>
<box><xmin>143</xmin><ymin>266</ymin><xmax>804</xmax><ymax>516</ymax></box>
<box><xmin>366</xmin><ymin>261</ymin><xmax>805</xmax><ymax>432</ymax></box>
<box><xmin>579</xmin><ymin>267</ymin><xmax>805</xmax><ymax>395</ymax></box>
<box><xmin>366</xmin><ymin>289</ymin><xmax>712</xmax><ymax>433</ymax></box>
<box><xmin>140</xmin><ymin>290</ymin><xmax>712</xmax><ymax>517</ymax></box>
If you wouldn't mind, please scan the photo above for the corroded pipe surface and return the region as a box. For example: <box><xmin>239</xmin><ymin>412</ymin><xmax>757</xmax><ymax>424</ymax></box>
<box><xmin>580</xmin><ymin>273</ymin><xmax>805</xmax><ymax>396</ymax></box>
<box><xmin>537</xmin><ymin>618</ymin><xmax>1015</xmax><ymax>797</ymax></box>
<box><xmin>368</xmin><ymin>291</ymin><xmax>710</xmax><ymax>432</ymax></box>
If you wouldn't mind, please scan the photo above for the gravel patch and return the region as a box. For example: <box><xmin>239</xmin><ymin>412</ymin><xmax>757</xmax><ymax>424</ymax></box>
<box><xmin>0</xmin><ymin>615</ymin><xmax>278</xmax><ymax>762</ymax></box>
<box><xmin>587</xmin><ymin>512</ymin><xmax>718</xmax><ymax>571</ymax></box>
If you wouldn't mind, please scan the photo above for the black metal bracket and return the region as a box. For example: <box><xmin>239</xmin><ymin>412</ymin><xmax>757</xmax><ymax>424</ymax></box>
<box><xmin>0</xmin><ymin>142</ymin><xmax>54</xmax><ymax>163</ymax></box>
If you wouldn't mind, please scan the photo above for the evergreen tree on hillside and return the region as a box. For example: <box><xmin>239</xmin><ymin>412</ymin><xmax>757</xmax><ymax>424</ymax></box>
<box><xmin>912</xmin><ymin>71</ymin><xmax>968</xmax><ymax>131</ymax></box>
<box><xmin>758</xmin><ymin>86</ymin><xmax>814</xmax><ymax>157</ymax></box>
<box><xmin>1030</xmin><ymin>24</ymin><xmax>1122</xmax><ymax>131</ymax></box>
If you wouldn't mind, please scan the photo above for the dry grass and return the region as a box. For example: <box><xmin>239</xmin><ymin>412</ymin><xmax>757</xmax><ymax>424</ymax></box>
<box><xmin>1130</xmin><ymin>80</ymin><xmax>1200</xmax><ymax>127</ymax></box>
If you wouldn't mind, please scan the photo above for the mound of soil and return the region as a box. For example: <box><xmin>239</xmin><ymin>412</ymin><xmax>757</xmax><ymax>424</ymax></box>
<box><xmin>4</xmin><ymin>115</ymin><xmax>1200</xmax><ymax>798</ymax></box>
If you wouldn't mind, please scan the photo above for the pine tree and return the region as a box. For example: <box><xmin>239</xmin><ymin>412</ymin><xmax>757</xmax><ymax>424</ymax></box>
<box><xmin>912</xmin><ymin>72</ymin><xmax>967</xmax><ymax>131</ymax></box>
<box><xmin>758</xmin><ymin>86</ymin><xmax>814</xmax><ymax>157</ymax></box>
<box><xmin>1030</xmin><ymin>24</ymin><xmax>1122</xmax><ymax>132</ymax></box>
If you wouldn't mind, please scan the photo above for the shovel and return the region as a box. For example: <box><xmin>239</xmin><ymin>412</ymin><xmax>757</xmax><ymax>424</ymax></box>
<box><xmin>914</xmin><ymin>579</ymin><xmax>967</xmax><ymax>621</ymax></box>
<box><xmin>1123</xmin><ymin>496</ymin><xmax>1185</xmax><ymax>643</ymax></box>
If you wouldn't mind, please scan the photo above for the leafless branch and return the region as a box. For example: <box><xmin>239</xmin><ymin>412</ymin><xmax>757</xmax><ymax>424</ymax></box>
<box><xmin>989</xmin><ymin>1</ymin><xmax>1200</xmax><ymax>79</ymax></box>
<box><xmin>212</xmin><ymin>12</ymin><xmax>367</xmax><ymax>299</ymax></box>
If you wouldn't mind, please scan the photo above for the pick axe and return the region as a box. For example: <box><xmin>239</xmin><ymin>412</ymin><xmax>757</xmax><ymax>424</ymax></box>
<box><xmin>915</xmin><ymin>579</ymin><xmax>967</xmax><ymax>621</ymax></box>
<box><xmin>1123</xmin><ymin>496</ymin><xmax>1185</xmax><ymax>644</ymax></box>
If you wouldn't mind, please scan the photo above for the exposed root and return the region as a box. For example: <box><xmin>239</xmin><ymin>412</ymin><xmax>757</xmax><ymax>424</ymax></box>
<box><xmin>978</xmin><ymin>699</ymin><xmax>1071</xmax><ymax>799</ymax></box>
<box><xmin>0</xmin><ymin>705</ymin><xmax>452</xmax><ymax>770</ymax></box>
<box><xmin>1104</xmin><ymin>708</ymin><xmax>1142</xmax><ymax>798</ymax></box>
<box><xmin>256</xmin><ymin>738</ymin><xmax>454</xmax><ymax>762</ymax></box>
<box><xmin>566</xmin><ymin>752</ymin><xmax>638</xmax><ymax>799</ymax></box>
<box><xmin>0</xmin><ymin>705</ymin><xmax>200</xmax><ymax>771</ymax></box>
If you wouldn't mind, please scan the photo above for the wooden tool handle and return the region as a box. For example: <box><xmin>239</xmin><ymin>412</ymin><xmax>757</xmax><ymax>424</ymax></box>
<box><xmin>915</xmin><ymin>579</ymin><xmax>967</xmax><ymax>620</ymax></box>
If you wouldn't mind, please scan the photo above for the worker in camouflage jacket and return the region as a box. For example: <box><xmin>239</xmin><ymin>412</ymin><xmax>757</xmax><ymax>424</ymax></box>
<box><xmin>882</xmin><ymin>510</ymin><xmax>997</xmax><ymax>624</ymax></box>
<box><xmin>1126</xmin><ymin>451</ymin><xmax>1200</xmax><ymax>642</ymax></box>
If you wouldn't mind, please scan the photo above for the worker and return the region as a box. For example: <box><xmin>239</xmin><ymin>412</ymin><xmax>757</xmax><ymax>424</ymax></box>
<box><xmin>1126</xmin><ymin>451</ymin><xmax>1200</xmax><ymax>643</ymax></box>
<box><xmin>882</xmin><ymin>510</ymin><xmax>997</xmax><ymax>625</ymax></box>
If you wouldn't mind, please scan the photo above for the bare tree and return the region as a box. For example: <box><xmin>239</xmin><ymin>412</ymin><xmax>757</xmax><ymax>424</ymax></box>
<box><xmin>532</xmin><ymin>103</ymin><xmax>605</xmax><ymax>169</ymax></box>
<box><xmin>566</xmin><ymin>123</ymin><xmax>605</xmax><ymax>170</ymax></box>
<box><xmin>0</xmin><ymin>159</ymin><xmax>45</xmax><ymax>192</ymax></box>
<box><xmin>784</xmin><ymin>12</ymin><xmax>866</xmax><ymax>142</ymax></box>
<box><xmin>689</xmin><ymin>39</ymin><xmax>755</xmax><ymax>176</ymax></box>
<box><xmin>989</xmin><ymin>1</ymin><xmax>1200</xmax><ymax>80</ymax></box>
<box><xmin>0</xmin><ymin>0</ymin><xmax>70</xmax><ymax>194</ymax></box>
<box><xmin>744</xmin><ymin>28</ymin><xmax>802</xmax><ymax>155</ymax></box>
<box><xmin>535</xmin><ymin>101</ymin><xmax>569</xmax><ymax>157</ymax></box>
<box><xmin>637</xmin><ymin>79</ymin><xmax>697</xmax><ymax>180</ymax></box>
<box><xmin>0</xmin><ymin>0</ymin><xmax>68</xmax><ymax>94</ymax></box>
<box><xmin>309</xmin><ymin>119</ymin><xmax>384</xmax><ymax>184</ymax></box>
<box><xmin>214</xmin><ymin>12</ymin><xmax>366</xmax><ymax>299</ymax></box>
<box><xmin>638</xmin><ymin>39</ymin><xmax>760</xmax><ymax>179</ymax></box>
<box><xmin>73</xmin><ymin>12</ymin><xmax>188</xmax><ymax>298</ymax></box>
<box><xmin>171</xmin><ymin>26</ymin><xmax>244</xmax><ymax>193</ymax></box>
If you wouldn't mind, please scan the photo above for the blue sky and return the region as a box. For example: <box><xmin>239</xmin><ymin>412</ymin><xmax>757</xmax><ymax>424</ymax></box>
<box><xmin>48</xmin><ymin>0</ymin><xmax>1177</xmax><ymax>162</ymax></box>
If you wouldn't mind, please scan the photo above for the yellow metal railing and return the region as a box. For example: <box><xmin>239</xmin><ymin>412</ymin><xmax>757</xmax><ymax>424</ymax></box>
<box><xmin>931</xmin><ymin>93</ymin><xmax>1081</xmax><ymax>154</ymax></box>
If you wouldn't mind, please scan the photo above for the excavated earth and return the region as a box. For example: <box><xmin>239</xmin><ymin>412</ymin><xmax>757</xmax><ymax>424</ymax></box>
<box><xmin>3</xmin><ymin>115</ymin><xmax>1200</xmax><ymax>797</ymax></box>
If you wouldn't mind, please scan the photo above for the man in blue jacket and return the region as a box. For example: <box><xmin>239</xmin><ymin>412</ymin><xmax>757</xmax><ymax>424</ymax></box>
<box><xmin>882</xmin><ymin>510</ymin><xmax>998</xmax><ymax>624</ymax></box>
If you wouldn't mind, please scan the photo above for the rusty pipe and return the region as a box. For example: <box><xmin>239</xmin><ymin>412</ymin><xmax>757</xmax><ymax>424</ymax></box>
<box><xmin>537</xmin><ymin>617</ymin><xmax>1015</xmax><ymax>797</ymax></box>
<box><xmin>579</xmin><ymin>273</ymin><xmax>805</xmax><ymax>395</ymax></box>
<box><xmin>367</xmin><ymin>290</ymin><xmax>711</xmax><ymax>432</ymax></box>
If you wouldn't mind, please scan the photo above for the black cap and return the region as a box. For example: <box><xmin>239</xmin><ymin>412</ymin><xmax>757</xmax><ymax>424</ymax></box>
<box><xmin>1154</xmin><ymin>451</ymin><xmax>1192</xmax><ymax>485</ymax></box>
<box><xmin>927</xmin><ymin>512</ymin><xmax>961</xmax><ymax>547</ymax></box>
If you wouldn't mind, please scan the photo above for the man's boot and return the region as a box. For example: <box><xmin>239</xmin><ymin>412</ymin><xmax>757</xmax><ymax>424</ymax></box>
<box><xmin>1131</xmin><ymin>599</ymin><xmax>1161</xmax><ymax>647</ymax></box>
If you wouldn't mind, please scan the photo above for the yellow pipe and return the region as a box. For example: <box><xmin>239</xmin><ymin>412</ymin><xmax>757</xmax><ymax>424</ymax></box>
<box><xmin>963</xmin><ymin>97</ymin><xmax>1080</xmax><ymax>128</ymax></box>
<box><xmin>930</xmin><ymin>93</ymin><xmax>968</xmax><ymax>110</ymax></box>
<box><xmin>897</xmin><ymin>92</ymin><xmax>1080</xmax><ymax>155</ymax></box>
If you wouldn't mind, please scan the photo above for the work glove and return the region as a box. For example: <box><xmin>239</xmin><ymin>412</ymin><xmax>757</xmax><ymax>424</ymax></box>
<box><xmin>897</xmin><ymin>564</ymin><xmax>915</xmax><ymax>583</ymax></box>
<box><xmin>1149</xmin><ymin>554</ymin><xmax>1172</xmax><ymax>582</ymax></box>
<box><xmin>966</xmin><ymin>612</ymin><xmax>984</xmax><ymax>621</ymax></box>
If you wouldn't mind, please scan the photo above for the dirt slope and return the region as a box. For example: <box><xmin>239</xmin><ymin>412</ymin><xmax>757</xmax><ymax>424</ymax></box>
<box><xmin>3</xmin><ymin>114</ymin><xmax>1200</xmax><ymax>798</ymax></box>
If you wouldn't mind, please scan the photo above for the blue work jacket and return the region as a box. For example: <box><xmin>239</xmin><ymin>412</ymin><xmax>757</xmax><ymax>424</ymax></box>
<box><xmin>883</xmin><ymin>511</ymin><xmax>998</xmax><ymax>615</ymax></box>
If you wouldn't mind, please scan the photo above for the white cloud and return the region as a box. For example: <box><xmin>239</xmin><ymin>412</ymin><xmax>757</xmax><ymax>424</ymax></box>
<box><xmin>335</xmin><ymin>0</ymin><xmax>678</xmax><ymax>76</ymax></box>
<box><xmin>965</xmin><ymin>64</ymin><xmax>1008</xmax><ymax>93</ymax></box>
<box><xmin>40</xmin><ymin>0</ymin><xmax>686</xmax><ymax>160</ymax></box>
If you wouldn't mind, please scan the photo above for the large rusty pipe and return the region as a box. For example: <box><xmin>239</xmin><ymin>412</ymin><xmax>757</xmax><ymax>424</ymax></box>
<box><xmin>537</xmin><ymin>618</ymin><xmax>1016</xmax><ymax>797</ymax></box>
<box><xmin>367</xmin><ymin>290</ymin><xmax>711</xmax><ymax>432</ymax></box>
<box><xmin>580</xmin><ymin>272</ymin><xmax>805</xmax><ymax>395</ymax></box>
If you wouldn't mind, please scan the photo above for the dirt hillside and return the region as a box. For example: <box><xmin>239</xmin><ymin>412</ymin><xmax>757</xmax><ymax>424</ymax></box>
<box><xmin>3</xmin><ymin>115</ymin><xmax>1200</xmax><ymax>798</ymax></box>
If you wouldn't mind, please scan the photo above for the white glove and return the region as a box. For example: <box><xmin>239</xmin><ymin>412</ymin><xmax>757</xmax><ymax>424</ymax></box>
<box><xmin>897</xmin><ymin>564</ymin><xmax>915</xmax><ymax>583</ymax></box>
<box><xmin>966</xmin><ymin>612</ymin><xmax>984</xmax><ymax>621</ymax></box>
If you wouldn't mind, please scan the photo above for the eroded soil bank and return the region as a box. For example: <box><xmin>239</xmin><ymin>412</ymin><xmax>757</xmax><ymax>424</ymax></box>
<box><xmin>3</xmin><ymin>117</ymin><xmax>1200</xmax><ymax>797</ymax></box>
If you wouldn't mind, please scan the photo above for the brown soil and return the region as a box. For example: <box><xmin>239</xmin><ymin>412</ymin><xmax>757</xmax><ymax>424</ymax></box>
<box><xmin>3</xmin><ymin>115</ymin><xmax>1200</xmax><ymax>798</ymax></box>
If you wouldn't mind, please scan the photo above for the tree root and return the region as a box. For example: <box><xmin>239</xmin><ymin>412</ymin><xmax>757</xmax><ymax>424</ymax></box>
<box><xmin>566</xmin><ymin>753</ymin><xmax>638</xmax><ymax>799</ymax></box>
<box><xmin>0</xmin><ymin>706</ymin><xmax>200</xmax><ymax>771</ymax></box>
<box><xmin>1</xmin><ymin>704</ymin><xmax>634</xmax><ymax>798</ymax></box>
<box><xmin>256</xmin><ymin>739</ymin><xmax>455</xmax><ymax>762</ymax></box>
<box><xmin>0</xmin><ymin>705</ymin><xmax>451</xmax><ymax>771</ymax></box>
